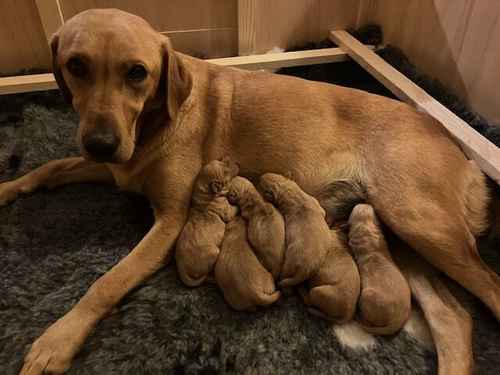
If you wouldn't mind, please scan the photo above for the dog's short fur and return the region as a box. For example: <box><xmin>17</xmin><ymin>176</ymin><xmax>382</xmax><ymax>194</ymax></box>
<box><xmin>228</xmin><ymin>176</ymin><xmax>285</xmax><ymax>278</ymax></box>
<box><xmin>214</xmin><ymin>217</ymin><xmax>281</xmax><ymax>311</ymax></box>
<box><xmin>300</xmin><ymin>229</ymin><xmax>360</xmax><ymax>323</ymax></box>
<box><xmin>348</xmin><ymin>204</ymin><xmax>411</xmax><ymax>335</ymax></box>
<box><xmin>259</xmin><ymin>173</ymin><xmax>331</xmax><ymax>287</ymax></box>
<box><xmin>0</xmin><ymin>9</ymin><xmax>496</xmax><ymax>375</ymax></box>
<box><xmin>175</xmin><ymin>159</ymin><xmax>239</xmax><ymax>286</ymax></box>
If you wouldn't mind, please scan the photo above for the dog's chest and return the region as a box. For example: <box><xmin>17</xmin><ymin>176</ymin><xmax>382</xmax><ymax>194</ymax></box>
<box><xmin>107</xmin><ymin>164</ymin><xmax>145</xmax><ymax>193</ymax></box>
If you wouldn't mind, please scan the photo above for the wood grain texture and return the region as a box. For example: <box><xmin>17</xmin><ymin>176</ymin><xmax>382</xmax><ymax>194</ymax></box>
<box><xmin>331</xmin><ymin>30</ymin><xmax>500</xmax><ymax>184</ymax></box>
<box><xmin>59</xmin><ymin>0</ymin><xmax>237</xmax><ymax>30</ymax></box>
<box><xmin>35</xmin><ymin>0</ymin><xmax>64</xmax><ymax>42</ymax></box>
<box><xmin>357</xmin><ymin>0</ymin><xmax>500</xmax><ymax>125</ymax></box>
<box><xmin>0</xmin><ymin>0</ymin><xmax>51</xmax><ymax>74</ymax></box>
<box><xmin>238</xmin><ymin>0</ymin><xmax>361</xmax><ymax>54</ymax></box>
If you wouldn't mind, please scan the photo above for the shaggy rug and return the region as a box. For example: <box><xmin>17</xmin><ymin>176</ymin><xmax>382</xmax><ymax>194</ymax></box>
<box><xmin>1</xmin><ymin>70</ymin><xmax>499</xmax><ymax>374</ymax></box>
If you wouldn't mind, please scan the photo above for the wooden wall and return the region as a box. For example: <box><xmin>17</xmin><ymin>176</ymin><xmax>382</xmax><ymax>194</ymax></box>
<box><xmin>358</xmin><ymin>0</ymin><xmax>500</xmax><ymax>125</ymax></box>
<box><xmin>238</xmin><ymin>0</ymin><xmax>362</xmax><ymax>54</ymax></box>
<box><xmin>0</xmin><ymin>0</ymin><xmax>52</xmax><ymax>74</ymax></box>
<box><xmin>0</xmin><ymin>0</ymin><xmax>498</xmax><ymax>125</ymax></box>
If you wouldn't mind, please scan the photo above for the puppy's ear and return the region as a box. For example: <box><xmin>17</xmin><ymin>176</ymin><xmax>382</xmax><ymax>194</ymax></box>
<box><xmin>50</xmin><ymin>34</ymin><xmax>73</xmax><ymax>104</ymax></box>
<box><xmin>162</xmin><ymin>36</ymin><xmax>193</xmax><ymax>120</ymax></box>
<box><xmin>210</xmin><ymin>180</ymin><xmax>223</xmax><ymax>194</ymax></box>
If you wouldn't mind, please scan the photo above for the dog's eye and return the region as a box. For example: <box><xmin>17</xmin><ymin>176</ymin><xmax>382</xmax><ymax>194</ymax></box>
<box><xmin>66</xmin><ymin>57</ymin><xmax>88</xmax><ymax>78</ymax></box>
<box><xmin>263</xmin><ymin>190</ymin><xmax>274</xmax><ymax>202</ymax></box>
<box><xmin>127</xmin><ymin>64</ymin><xmax>148</xmax><ymax>82</ymax></box>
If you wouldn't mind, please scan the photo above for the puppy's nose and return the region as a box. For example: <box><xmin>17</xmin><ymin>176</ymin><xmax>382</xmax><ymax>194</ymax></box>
<box><xmin>82</xmin><ymin>127</ymin><xmax>120</xmax><ymax>161</ymax></box>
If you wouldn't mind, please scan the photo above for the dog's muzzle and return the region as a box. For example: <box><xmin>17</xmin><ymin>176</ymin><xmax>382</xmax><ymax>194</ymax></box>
<box><xmin>82</xmin><ymin>126</ymin><xmax>120</xmax><ymax>162</ymax></box>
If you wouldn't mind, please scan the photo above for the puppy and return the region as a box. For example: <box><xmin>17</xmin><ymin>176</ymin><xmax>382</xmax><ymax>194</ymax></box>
<box><xmin>348</xmin><ymin>204</ymin><xmax>411</xmax><ymax>335</ymax></box>
<box><xmin>175</xmin><ymin>158</ymin><xmax>239</xmax><ymax>287</ymax></box>
<box><xmin>215</xmin><ymin>217</ymin><xmax>281</xmax><ymax>311</ymax></box>
<box><xmin>300</xmin><ymin>229</ymin><xmax>361</xmax><ymax>323</ymax></box>
<box><xmin>259</xmin><ymin>173</ymin><xmax>330</xmax><ymax>287</ymax></box>
<box><xmin>228</xmin><ymin>176</ymin><xmax>285</xmax><ymax>278</ymax></box>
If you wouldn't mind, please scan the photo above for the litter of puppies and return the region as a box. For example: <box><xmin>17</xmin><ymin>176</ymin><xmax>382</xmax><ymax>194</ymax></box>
<box><xmin>175</xmin><ymin>158</ymin><xmax>412</xmax><ymax>335</ymax></box>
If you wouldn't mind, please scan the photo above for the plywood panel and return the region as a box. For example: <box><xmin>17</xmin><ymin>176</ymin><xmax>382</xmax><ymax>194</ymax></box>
<box><xmin>358</xmin><ymin>0</ymin><xmax>500</xmax><ymax>125</ymax></box>
<box><xmin>59</xmin><ymin>0</ymin><xmax>237</xmax><ymax>31</ymax></box>
<box><xmin>239</xmin><ymin>0</ymin><xmax>361</xmax><ymax>54</ymax></box>
<box><xmin>0</xmin><ymin>0</ymin><xmax>51</xmax><ymax>74</ymax></box>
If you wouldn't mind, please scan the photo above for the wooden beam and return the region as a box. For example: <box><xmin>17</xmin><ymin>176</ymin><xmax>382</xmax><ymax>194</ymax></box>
<box><xmin>330</xmin><ymin>30</ymin><xmax>500</xmax><ymax>184</ymax></box>
<box><xmin>0</xmin><ymin>47</ymin><xmax>353</xmax><ymax>95</ymax></box>
<box><xmin>209</xmin><ymin>47</ymin><xmax>356</xmax><ymax>70</ymax></box>
<box><xmin>35</xmin><ymin>0</ymin><xmax>64</xmax><ymax>43</ymax></box>
<box><xmin>0</xmin><ymin>74</ymin><xmax>58</xmax><ymax>95</ymax></box>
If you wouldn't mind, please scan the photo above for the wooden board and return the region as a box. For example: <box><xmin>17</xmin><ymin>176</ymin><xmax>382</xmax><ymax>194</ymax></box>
<box><xmin>0</xmin><ymin>74</ymin><xmax>58</xmax><ymax>95</ymax></box>
<box><xmin>0</xmin><ymin>47</ymin><xmax>352</xmax><ymax>94</ymax></box>
<box><xmin>330</xmin><ymin>30</ymin><xmax>500</xmax><ymax>184</ymax></box>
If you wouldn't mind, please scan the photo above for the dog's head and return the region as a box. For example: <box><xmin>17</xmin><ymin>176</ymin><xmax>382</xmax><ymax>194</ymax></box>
<box><xmin>51</xmin><ymin>9</ymin><xmax>192</xmax><ymax>163</ymax></box>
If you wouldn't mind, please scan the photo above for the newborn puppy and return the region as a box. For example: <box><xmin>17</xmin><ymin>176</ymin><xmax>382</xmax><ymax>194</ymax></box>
<box><xmin>348</xmin><ymin>203</ymin><xmax>411</xmax><ymax>335</ymax></box>
<box><xmin>228</xmin><ymin>176</ymin><xmax>285</xmax><ymax>278</ymax></box>
<box><xmin>301</xmin><ymin>229</ymin><xmax>360</xmax><ymax>323</ymax></box>
<box><xmin>175</xmin><ymin>158</ymin><xmax>239</xmax><ymax>287</ymax></box>
<box><xmin>215</xmin><ymin>217</ymin><xmax>281</xmax><ymax>311</ymax></box>
<box><xmin>259</xmin><ymin>173</ymin><xmax>330</xmax><ymax>287</ymax></box>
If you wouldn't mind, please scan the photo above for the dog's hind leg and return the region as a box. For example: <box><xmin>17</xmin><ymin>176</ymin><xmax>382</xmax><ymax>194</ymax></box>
<box><xmin>371</xmin><ymin>181</ymin><xmax>500</xmax><ymax>321</ymax></box>
<box><xmin>0</xmin><ymin>157</ymin><xmax>113</xmax><ymax>206</ymax></box>
<box><xmin>394</xmin><ymin>246</ymin><xmax>473</xmax><ymax>375</ymax></box>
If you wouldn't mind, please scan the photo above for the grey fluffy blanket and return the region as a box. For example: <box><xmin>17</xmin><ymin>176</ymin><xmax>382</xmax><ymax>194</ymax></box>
<box><xmin>1</xmin><ymin>91</ymin><xmax>499</xmax><ymax>375</ymax></box>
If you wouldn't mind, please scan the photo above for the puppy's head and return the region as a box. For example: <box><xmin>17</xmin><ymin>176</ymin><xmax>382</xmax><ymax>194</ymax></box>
<box><xmin>227</xmin><ymin>176</ymin><xmax>254</xmax><ymax>204</ymax></box>
<box><xmin>50</xmin><ymin>9</ymin><xmax>192</xmax><ymax>163</ymax></box>
<box><xmin>259</xmin><ymin>173</ymin><xmax>289</xmax><ymax>204</ymax></box>
<box><xmin>196</xmin><ymin>158</ymin><xmax>240</xmax><ymax>197</ymax></box>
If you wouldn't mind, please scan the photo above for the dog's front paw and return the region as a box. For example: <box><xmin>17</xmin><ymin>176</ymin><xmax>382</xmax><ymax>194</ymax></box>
<box><xmin>20</xmin><ymin>315</ymin><xmax>89</xmax><ymax>375</ymax></box>
<box><xmin>0</xmin><ymin>181</ymin><xmax>20</xmax><ymax>206</ymax></box>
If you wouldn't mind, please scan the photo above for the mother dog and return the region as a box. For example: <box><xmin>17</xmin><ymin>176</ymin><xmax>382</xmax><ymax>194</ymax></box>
<box><xmin>1</xmin><ymin>9</ymin><xmax>498</xmax><ymax>375</ymax></box>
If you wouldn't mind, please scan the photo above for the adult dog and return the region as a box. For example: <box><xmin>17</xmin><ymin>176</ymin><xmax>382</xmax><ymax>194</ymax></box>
<box><xmin>0</xmin><ymin>9</ymin><xmax>498</xmax><ymax>375</ymax></box>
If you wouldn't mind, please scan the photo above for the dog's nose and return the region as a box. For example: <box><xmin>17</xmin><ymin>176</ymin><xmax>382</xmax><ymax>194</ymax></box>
<box><xmin>82</xmin><ymin>127</ymin><xmax>120</xmax><ymax>161</ymax></box>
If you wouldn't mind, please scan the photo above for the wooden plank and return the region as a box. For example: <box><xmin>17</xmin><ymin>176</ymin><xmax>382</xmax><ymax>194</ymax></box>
<box><xmin>0</xmin><ymin>74</ymin><xmax>58</xmax><ymax>95</ymax></box>
<box><xmin>209</xmin><ymin>47</ymin><xmax>354</xmax><ymax>70</ymax></box>
<box><xmin>330</xmin><ymin>30</ymin><xmax>500</xmax><ymax>184</ymax></box>
<box><xmin>35</xmin><ymin>0</ymin><xmax>65</xmax><ymax>42</ymax></box>
<box><xmin>0</xmin><ymin>47</ymin><xmax>353</xmax><ymax>95</ymax></box>
<box><xmin>164</xmin><ymin>28</ymin><xmax>238</xmax><ymax>59</ymax></box>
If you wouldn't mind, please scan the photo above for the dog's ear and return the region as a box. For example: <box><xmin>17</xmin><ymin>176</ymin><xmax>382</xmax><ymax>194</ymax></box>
<box><xmin>162</xmin><ymin>37</ymin><xmax>193</xmax><ymax>120</ymax></box>
<box><xmin>50</xmin><ymin>34</ymin><xmax>72</xmax><ymax>104</ymax></box>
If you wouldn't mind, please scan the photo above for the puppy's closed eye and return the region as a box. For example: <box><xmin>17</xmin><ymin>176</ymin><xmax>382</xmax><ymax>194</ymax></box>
<box><xmin>210</xmin><ymin>180</ymin><xmax>223</xmax><ymax>194</ymax></box>
<box><xmin>263</xmin><ymin>190</ymin><xmax>275</xmax><ymax>202</ymax></box>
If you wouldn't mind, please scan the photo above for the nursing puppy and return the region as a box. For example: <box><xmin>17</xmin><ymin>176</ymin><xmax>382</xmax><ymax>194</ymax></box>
<box><xmin>301</xmin><ymin>229</ymin><xmax>360</xmax><ymax>323</ymax></box>
<box><xmin>215</xmin><ymin>217</ymin><xmax>281</xmax><ymax>311</ymax></box>
<box><xmin>259</xmin><ymin>173</ymin><xmax>330</xmax><ymax>287</ymax></box>
<box><xmin>228</xmin><ymin>176</ymin><xmax>285</xmax><ymax>278</ymax></box>
<box><xmin>175</xmin><ymin>158</ymin><xmax>239</xmax><ymax>286</ymax></box>
<box><xmin>348</xmin><ymin>204</ymin><xmax>411</xmax><ymax>335</ymax></box>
